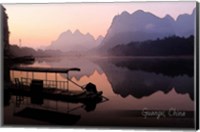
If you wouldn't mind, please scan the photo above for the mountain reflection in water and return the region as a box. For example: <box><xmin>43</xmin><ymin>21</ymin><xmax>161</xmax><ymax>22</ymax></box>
<box><xmin>20</xmin><ymin>57</ymin><xmax>194</xmax><ymax>101</ymax></box>
<box><xmin>94</xmin><ymin>58</ymin><xmax>194</xmax><ymax>100</ymax></box>
<box><xmin>6</xmin><ymin>57</ymin><xmax>194</xmax><ymax>127</ymax></box>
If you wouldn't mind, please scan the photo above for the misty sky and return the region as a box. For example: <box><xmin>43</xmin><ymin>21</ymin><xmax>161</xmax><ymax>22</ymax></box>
<box><xmin>3</xmin><ymin>2</ymin><xmax>196</xmax><ymax>49</ymax></box>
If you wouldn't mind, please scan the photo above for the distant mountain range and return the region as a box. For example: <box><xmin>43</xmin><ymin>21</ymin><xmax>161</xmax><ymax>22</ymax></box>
<box><xmin>99</xmin><ymin>8</ymin><xmax>196</xmax><ymax>51</ymax></box>
<box><xmin>46</xmin><ymin>8</ymin><xmax>195</xmax><ymax>53</ymax></box>
<box><xmin>47</xmin><ymin>30</ymin><xmax>104</xmax><ymax>52</ymax></box>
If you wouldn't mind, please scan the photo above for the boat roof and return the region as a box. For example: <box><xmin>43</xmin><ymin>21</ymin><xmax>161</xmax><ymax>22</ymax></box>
<box><xmin>11</xmin><ymin>66</ymin><xmax>81</xmax><ymax>73</ymax></box>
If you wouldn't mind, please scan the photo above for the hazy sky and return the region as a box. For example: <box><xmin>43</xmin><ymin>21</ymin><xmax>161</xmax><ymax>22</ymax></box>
<box><xmin>3</xmin><ymin>2</ymin><xmax>196</xmax><ymax>49</ymax></box>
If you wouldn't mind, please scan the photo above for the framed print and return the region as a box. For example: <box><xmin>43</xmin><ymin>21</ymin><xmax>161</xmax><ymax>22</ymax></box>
<box><xmin>1</xmin><ymin>1</ymin><xmax>199</xmax><ymax>130</ymax></box>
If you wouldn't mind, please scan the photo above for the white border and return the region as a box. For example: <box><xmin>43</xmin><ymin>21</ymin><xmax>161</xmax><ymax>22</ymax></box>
<box><xmin>0</xmin><ymin>0</ymin><xmax>194</xmax><ymax>3</ymax></box>
<box><xmin>0</xmin><ymin>0</ymin><xmax>199</xmax><ymax>132</ymax></box>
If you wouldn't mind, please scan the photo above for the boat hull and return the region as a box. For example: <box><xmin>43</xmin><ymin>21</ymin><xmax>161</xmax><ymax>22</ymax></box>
<box><xmin>9</xmin><ymin>86</ymin><xmax>103</xmax><ymax>104</ymax></box>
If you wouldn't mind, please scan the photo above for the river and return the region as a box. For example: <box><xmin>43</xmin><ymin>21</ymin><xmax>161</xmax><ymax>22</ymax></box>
<box><xmin>4</xmin><ymin>56</ymin><xmax>195</xmax><ymax>128</ymax></box>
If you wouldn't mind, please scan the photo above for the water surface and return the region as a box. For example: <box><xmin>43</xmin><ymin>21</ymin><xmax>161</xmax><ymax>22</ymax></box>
<box><xmin>4</xmin><ymin>56</ymin><xmax>195</xmax><ymax>128</ymax></box>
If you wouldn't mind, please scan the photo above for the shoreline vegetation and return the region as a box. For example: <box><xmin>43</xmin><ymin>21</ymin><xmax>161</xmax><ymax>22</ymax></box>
<box><xmin>108</xmin><ymin>35</ymin><xmax>194</xmax><ymax>57</ymax></box>
<box><xmin>35</xmin><ymin>55</ymin><xmax>194</xmax><ymax>61</ymax></box>
<box><xmin>7</xmin><ymin>35</ymin><xmax>194</xmax><ymax>60</ymax></box>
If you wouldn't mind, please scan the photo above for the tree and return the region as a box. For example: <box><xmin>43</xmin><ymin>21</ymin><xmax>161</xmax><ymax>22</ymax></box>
<box><xmin>1</xmin><ymin>5</ymin><xmax>10</xmax><ymax>57</ymax></box>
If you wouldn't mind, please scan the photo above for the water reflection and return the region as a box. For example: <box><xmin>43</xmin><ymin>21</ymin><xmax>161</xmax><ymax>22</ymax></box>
<box><xmin>94</xmin><ymin>58</ymin><xmax>194</xmax><ymax>100</ymax></box>
<box><xmin>15</xmin><ymin>57</ymin><xmax>194</xmax><ymax>101</ymax></box>
<box><xmin>4</xmin><ymin>57</ymin><xmax>195</xmax><ymax>127</ymax></box>
<box><xmin>5</xmin><ymin>94</ymin><xmax>105</xmax><ymax>125</ymax></box>
<box><xmin>36</xmin><ymin>57</ymin><xmax>103</xmax><ymax>80</ymax></box>
<box><xmin>112</xmin><ymin>58</ymin><xmax>194</xmax><ymax>77</ymax></box>
<box><xmin>14</xmin><ymin>107</ymin><xmax>81</xmax><ymax>125</ymax></box>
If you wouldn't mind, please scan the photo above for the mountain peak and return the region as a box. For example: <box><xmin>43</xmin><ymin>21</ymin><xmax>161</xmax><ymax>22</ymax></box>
<box><xmin>66</xmin><ymin>29</ymin><xmax>72</xmax><ymax>34</ymax></box>
<box><xmin>48</xmin><ymin>30</ymin><xmax>103</xmax><ymax>52</ymax></box>
<box><xmin>85</xmin><ymin>32</ymin><xmax>95</xmax><ymax>39</ymax></box>
<box><xmin>86</xmin><ymin>32</ymin><xmax>91</xmax><ymax>36</ymax></box>
<box><xmin>99</xmin><ymin>8</ymin><xmax>194</xmax><ymax>51</ymax></box>
<box><xmin>74</xmin><ymin>29</ymin><xmax>81</xmax><ymax>34</ymax></box>
<box><xmin>133</xmin><ymin>10</ymin><xmax>145</xmax><ymax>15</ymax></box>
<box><xmin>121</xmin><ymin>11</ymin><xmax>130</xmax><ymax>16</ymax></box>
<box><xmin>164</xmin><ymin>14</ymin><xmax>174</xmax><ymax>21</ymax></box>
<box><xmin>59</xmin><ymin>29</ymin><xmax>72</xmax><ymax>38</ymax></box>
<box><xmin>96</xmin><ymin>35</ymin><xmax>104</xmax><ymax>41</ymax></box>
<box><xmin>97</xmin><ymin>35</ymin><xmax>104</xmax><ymax>39</ymax></box>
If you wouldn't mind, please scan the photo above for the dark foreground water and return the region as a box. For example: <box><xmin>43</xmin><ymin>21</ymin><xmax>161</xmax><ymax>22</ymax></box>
<box><xmin>3</xmin><ymin>57</ymin><xmax>195</xmax><ymax>129</ymax></box>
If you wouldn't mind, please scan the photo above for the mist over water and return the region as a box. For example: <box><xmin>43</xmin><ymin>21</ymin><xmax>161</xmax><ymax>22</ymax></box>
<box><xmin>3</xmin><ymin>3</ymin><xmax>196</xmax><ymax>128</ymax></box>
<box><xmin>11</xmin><ymin>56</ymin><xmax>195</xmax><ymax>107</ymax></box>
<box><xmin>4</xmin><ymin>56</ymin><xmax>194</xmax><ymax>127</ymax></box>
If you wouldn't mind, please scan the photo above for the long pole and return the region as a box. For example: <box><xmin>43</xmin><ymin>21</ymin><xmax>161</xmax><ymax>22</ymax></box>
<box><xmin>66</xmin><ymin>75</ymin><xmax>84</xmax><ymax>90</ymax></box>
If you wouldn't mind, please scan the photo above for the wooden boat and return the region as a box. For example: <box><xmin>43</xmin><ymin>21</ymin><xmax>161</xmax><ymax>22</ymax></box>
<box><xmin>9</xmin><ymin>66</ymin><xmax>104</xmax><ymax>104</ymax></box>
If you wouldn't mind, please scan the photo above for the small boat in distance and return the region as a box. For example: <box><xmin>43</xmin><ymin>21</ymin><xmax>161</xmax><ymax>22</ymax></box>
<box><xmin>9</xmin><ymin>66</ymin><xmax>104</xmax><ymax>105</ymax></box>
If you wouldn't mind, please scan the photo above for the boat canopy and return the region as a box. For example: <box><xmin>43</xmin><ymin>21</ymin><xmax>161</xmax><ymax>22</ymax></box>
<box><xmin>11</xmin><ymin>66</ymin><xmax>81</xmax><ymax>73</ymax></box>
